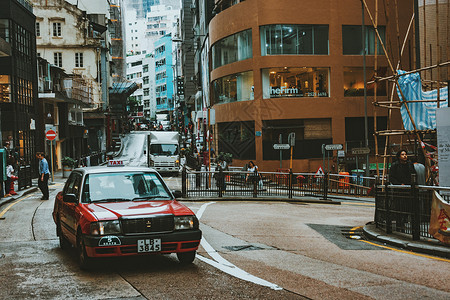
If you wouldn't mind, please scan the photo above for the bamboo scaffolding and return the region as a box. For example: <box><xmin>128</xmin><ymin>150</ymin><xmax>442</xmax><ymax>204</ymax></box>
<box><xmin>362</xmin><ymin>0</ymin><xmax>448</xmax><ymax>185</ymax></box>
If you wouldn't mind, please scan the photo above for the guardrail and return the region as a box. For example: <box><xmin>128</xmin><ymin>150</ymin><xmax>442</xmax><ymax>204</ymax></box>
<box><xmin>181</xmin><ymin>169</ymin><xmax>376</xmax><ymax>200</ymax></box>
<box><xmin>374</xmin><ymin>176</ymin><xmax>450</xmax><ymax>241</ymax></box>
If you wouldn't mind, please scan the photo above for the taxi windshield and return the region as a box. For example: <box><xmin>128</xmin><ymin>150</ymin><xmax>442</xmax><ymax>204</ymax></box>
<box><xmin>150</xmin><ymin>144</ymin><xmax>178</xmax><ymax>156</ymax></box>
<box><xmin>82</xmin><ymin>172</ymin><xmax>172</xmax><ymax>203</ymax></box>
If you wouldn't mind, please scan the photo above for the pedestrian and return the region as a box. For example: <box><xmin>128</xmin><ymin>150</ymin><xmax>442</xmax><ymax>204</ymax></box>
<box><xmin>388</xmin><ymin>149</ymin><xmax>416</xmax><ymax>233</ymax></box>
<box><xmin>36</xmin><ymin>152</ymin><xmax>50</xmax><ymax>200</ymax></box>
<box><xmin>389</xmin><ymin>149</ymin><xmax>416</xmax><ymax>185</ymax></box>
<box><xmin>245</xmin><ymin>161</ymin><xmax>260</xmax><ymax>185</ymax></box>
<box><xmin>3</xmin><ymin>157</ymin><xmax>14</xmax><ymax>198</ymax></box>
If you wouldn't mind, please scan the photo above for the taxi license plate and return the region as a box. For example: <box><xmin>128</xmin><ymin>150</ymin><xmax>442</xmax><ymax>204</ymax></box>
<box><xmin>137</xmin><ymin>239</ymin><xmax>161</xmax><ymax>253</ymax></box>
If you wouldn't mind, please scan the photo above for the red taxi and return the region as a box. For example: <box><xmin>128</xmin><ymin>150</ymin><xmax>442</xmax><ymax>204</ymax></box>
<box><xmin>52</xmin><ymin>162</ymin><xmax>201</xmax><ymax>269</ymax></box>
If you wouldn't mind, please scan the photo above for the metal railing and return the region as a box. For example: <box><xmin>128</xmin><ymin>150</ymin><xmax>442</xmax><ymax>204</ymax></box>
<box><xmin>181</xmin><ymin>169</ymin><xmax>376</xmax><ymax>200</ymax></box>
<box><xmin>374</xmin><ymin>176</ymin><xmax>450</xmax><ymax>241</ymax></box>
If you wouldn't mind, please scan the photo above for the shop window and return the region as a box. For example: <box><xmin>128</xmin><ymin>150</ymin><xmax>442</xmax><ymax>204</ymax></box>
<box><xmin>212</xmin><ymin>71</ymin><xmax>254</xmax><ymax>104</ymax></box>
<box><xmin>262</xmin><ymin>67</ymin><xmax>329</xmax><ymax>99</ymax></box>
<box><xmin>212</xmin><ymin>29</ymin><xmax>252</xmax><ymax>69</ymax></box>
<box><xmin>0</xmin><ymin>75</ymin><xmax>11</xmax><ymax>102</ymax></box>
<box><xmin>344</xmin><ymin>67</ymin><xmax>387</xmax><ymax>96</ymax></box>
<box><xmin>345</xmin><ymin>117</ymin><xmax>387</xmax><ymax>151</ymax></box>
<box><xmin>261</xmin><ymin>25</ymin><xmax>329</xmax><ymax>56</ymax></box>
<box><xmin>218</xmin><ymin>121</ymin><xmax>255</xmax><ymax>160</ymax></box>
<box><xmin>262</xmin><ymin>119</ymin><xmax>332</xmax><ymax>160</ymax></box>
<box><xmin>342</xmin><ymin>25</ymin><xmax>386</xmax><ymax>55</ymax></box>
<box><xmin>0</xmin><ymin>19</ymin><xmax>10</xmax><ymax>42</ymax></box>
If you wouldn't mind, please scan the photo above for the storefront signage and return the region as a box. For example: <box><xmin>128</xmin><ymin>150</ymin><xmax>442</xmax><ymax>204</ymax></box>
<box><xmin>269</xmin><ymin>86</ymin><xmax>328</xmax><ymax>98</ymax></box>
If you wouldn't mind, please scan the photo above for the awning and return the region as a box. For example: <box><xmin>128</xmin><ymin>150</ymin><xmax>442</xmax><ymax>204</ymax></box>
<box><xmin>109</xmin><ymin>81</ymin><xmax>139</xmax><ymax>97</ymax></box>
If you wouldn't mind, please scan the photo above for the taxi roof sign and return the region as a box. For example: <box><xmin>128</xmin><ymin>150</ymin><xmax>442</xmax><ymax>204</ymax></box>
<box><xmin>108</xmin><ymin>160</ymin><xmax>124</xmax><ymax>167</ymax></box>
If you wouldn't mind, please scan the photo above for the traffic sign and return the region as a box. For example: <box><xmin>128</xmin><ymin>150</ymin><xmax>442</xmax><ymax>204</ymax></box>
<box><xmin>273</xmin><ymin>144</ymin><xmax>290</xmax><ymax>150</ymax></box>
<box><xmin>315</xmin><ymin>166</ymin><xmax>324</xmax><ymax>177</ymax></box>
<box><xmin>46</xmin><ymin>129</ymin><xmax>57</xmax><ymax>141</ymax></box>
<box><xmin>324</xmin><ymin>144</ymin><xmax>343</xmax><ymax>151</ymax></box>
<box><xmin>351</xmin><ymin>147</ymin><xmax>370</xmax><ymax>155</ymax></box>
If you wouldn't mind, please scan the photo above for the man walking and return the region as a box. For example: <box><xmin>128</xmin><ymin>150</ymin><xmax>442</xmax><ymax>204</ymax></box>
<box><xmin>36</xmin><ymin>152</ymin><xmax>50</xmax><ymax>200</ymax></box>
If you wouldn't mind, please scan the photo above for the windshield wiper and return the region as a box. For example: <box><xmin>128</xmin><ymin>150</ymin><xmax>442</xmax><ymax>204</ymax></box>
<box><xmin>93</xmin><ymin>198</ymin><xmax>130</xmax><ymax>203</ymax></box>
<box><xmin>132</xmin><ymin>195</ymin><xmax>171</xmax><ymax>201</ymax></box>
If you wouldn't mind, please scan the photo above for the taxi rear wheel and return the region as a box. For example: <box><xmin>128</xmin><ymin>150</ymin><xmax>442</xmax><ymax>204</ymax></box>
<box><xmin>57</xmin><ymin>220</ymin><xmax>71</xmax><ymax>250</ymax></box>
<box><xmin>177</xmin><ymin>251</ymin><xmax>196</xmax><ymax>264</ymax></box>
<box><xmin>77</xmin><ymin>231</ymin><xmax>93</xmax><ymax>270</ymax></box>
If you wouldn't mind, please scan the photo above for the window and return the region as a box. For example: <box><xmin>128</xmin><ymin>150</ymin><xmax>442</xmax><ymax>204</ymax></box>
<box><xmin>36</xmin><ymin>22</ymin><xmax>40</xmax><ymax>37</ymax></box>
<box><xmin>52</xmin><ymin>22</ymin><xmax>62</xmax><ymax>37</ymax></box>
<box><xmin>212</xmin><ymin>29</ymin><xmax>252</xmax><ymax>69</ymax></box>
<box><xmin>218</xmin><ymin>121</ymin><xmax>255</xmax><ymax>160</ymax></box>
<box><xmin>143</xmin><ymin>76</ymin><xmax>149</xmax><ymax>84</ymax></box>
<box><xmin>143</xmin><ymin>64</ymin><xmax>149</xmax><ymax>72</ymax></box>
<box><xmin>343</xmin><ymin>67</ymin><xmax>387</xmax><ymax>96</ymax></box>
<box><xmin>342</xmin><ymin>25</ymin><xmax>386</xmax><ymax>55</ymax></box>
<box><xmin>262</xmin><ymin>67</ymin><xmax>329</xmax><ymax>99</ymax></box>
<box><xmin>212</xmin><ymin>71</ymin><xmax>254</xmax><ymax>104</ymax></box>
<box><xmin>0</xmin><ymin>19</ymin><xmax>10</xmax><ymax>42</ymax></box>
<box><xmin>262</xmin><ymin>119</ymin><xmax>332</xmax><ymax>160</ymax></box>
<box><xmin>143</xmin><ymin>88</ymin><xmax>149</xmax><ymax>96</ymax></box>
<box><xmin>54</xmin><ymin>52</ymin><xmax>62</xmax><ymax>67</ymax></box>
<box><xmin>345</xmin><ymin>117</ymin><xmax>387</xmax><ymax>151</ymax></box>
<box><xmin>75</xmin><ymin>53</ymin><xmax>83</xmax><ymax>68</ymax></box>
<box><xmin>131</xmin><ymin>61</ymin><xmax>142</xmax><ymax>67</ymax></box>
<box><xmin>261</xmin><ymin>25</ymin><xmax>329</xmax><ymax>56</ymax></box>
<box><xmin>0</xmin><ymin>75</ymin><xmax>11</xmax><ymax>103</ymax></box>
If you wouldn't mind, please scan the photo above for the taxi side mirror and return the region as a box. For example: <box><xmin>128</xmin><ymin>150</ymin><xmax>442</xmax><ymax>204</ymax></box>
<box><xmin>63</xmin><ymin>193</ymin><xmax>78</xmax><ymax>203</ymax></box>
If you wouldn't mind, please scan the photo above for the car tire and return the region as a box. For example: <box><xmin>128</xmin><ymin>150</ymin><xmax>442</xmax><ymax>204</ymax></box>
<box><xmin>77</xmin><ymin>231</ymin><xmax>93</xmax><ymax>270</ymax></box>
<box><xmin>57</xmin><ymin>220</ymin><xmax>71</xmax><ymax>250</ymax></box>
<box><xmin>176</xmin><ymin>251</ymin><xmax>196</xmax><ymax>264</ymax></box>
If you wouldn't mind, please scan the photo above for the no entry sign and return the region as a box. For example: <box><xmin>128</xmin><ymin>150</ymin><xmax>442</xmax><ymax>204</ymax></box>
<box><xmin>46</xmin><ymin>129</ymin><xmax>57</xmax><ymax>141</ymax></box>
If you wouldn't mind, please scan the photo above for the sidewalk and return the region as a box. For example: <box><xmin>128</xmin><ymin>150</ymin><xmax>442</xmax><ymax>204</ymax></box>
<box><xmin>0</xmin><ymin>170</ymin><xmax>66</xmax><ymax>209</ymax></box>
<box><xmin>363</xmin><ymin>222</ymin><xmax>450</xmax><ymax>259</ymax></box>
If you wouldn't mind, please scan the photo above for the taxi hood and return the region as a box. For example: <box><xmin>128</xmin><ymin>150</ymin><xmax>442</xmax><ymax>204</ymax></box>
<box><xmin>85</xmin><ymin>200</ymin><xmax>194</xmax><ymax>220</ymax></box>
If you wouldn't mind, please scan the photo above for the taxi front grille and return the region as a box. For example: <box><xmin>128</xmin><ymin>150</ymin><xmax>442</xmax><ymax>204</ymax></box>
<box><xmin>121</xmin><ymin>215</ymin><xmax>174</xmax><ymax>235</ymax></box>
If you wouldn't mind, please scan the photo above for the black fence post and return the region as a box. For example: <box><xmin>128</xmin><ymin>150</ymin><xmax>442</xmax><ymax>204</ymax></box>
<box><xmin>385</xmin><ymin>176</ymin><xmax>392</xmax><ymax>234</ymax></box>
<box><xmin>374</xmin><ymin>176</ymin><xmax>379</xmax><ymax>225</ymax></box>
<box><xmin>253</xmin><ymin>169</ymin><xmax>257</xmax><ymax>198</ymax></box>
<box><xmin>182</xmin><ymin>167</ymin><xmax>187</xmax><ymax>198</ymax></box>
<box><xmin>322</xmin><ymin>172</ymin><xmax>328</xmax><ymax>200</ymax></box>
<box><xmin>288</xmin><ymin>169</ymin><xmax>293</xmax><ymax>199</ymax></box>
<box><xmin>218</xmin><ymin>168</ymin><xmax>223</xmax><ymax>198</ymax></box>
<box><xmin>195</xmin><ymin>166</ymin><xmax>201</xmax><ymax>188</ymax></box>
<box><xmin>411</xmin><ymin>173</ymin><xmax>420</xmax><ymax>241</ymax></box>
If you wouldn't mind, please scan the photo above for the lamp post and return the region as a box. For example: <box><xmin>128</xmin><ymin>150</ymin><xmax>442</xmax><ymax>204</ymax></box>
<box><xmin>361</xmin><ymin>0</ymin><xmax>370</xmax><ymax>178</ymax></box>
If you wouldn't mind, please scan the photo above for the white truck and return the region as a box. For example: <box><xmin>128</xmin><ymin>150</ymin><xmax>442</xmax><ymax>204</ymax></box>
<box><xmin>147</xmin><ymin>131</ymin><xmax>180</xmax><ymax>174</ymax></box>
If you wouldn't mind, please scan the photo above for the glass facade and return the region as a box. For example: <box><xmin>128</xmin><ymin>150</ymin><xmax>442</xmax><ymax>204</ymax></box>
<box><xmin>262</xmin><ymin>67</ymin><xmax>329</xmax><ymax>99</ymax></box>
<box><xmin>262</xmin><ymin>119</ymin><xmax>332</xmax><ymax>160</ymax></box>
<box><xmin>343</xmin><ymin>67</ymin><xmax>387</xmax><ymax>96</ymax></box>
<box><xmin>342</xmin><ymin>25</ymin><xmax>386</xmax><ymax>55</ymax></box>
<box><xmin>261</xmin><ymin>24</ymin><xmax>329</xmax><ymax>56</ymax></box>
<box><xmin>212</xmin><ymin>29</ymin><xmax>252</xmax><ymax>69</ymax></box>
<box><xmin>212</xmin><ymin>71</ymin><xmax>254</xmax><ymax>104</ymax></box>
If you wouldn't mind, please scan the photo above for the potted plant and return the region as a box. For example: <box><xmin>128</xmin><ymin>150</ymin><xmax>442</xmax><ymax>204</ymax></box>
<box><xmin>61</xmin><ymin>156</ymin><xmax>77</xmax><ymax>178</ymax></box>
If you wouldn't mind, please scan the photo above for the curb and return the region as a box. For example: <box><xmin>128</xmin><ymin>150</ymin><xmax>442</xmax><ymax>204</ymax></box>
<box><xmin>363</xmin><ymin>222</ymin><xmax>450</xmax><ymax>259</ymax></box>
<box><xmin>178</xmin><ymin>197</ymin><xmax>340</xmax><ymax>205</ymax></box>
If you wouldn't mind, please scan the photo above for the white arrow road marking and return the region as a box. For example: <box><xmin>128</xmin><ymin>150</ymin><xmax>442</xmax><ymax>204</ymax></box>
<box><xmin>195</xmin><ymin>202</ymin><xmax>282</xmax><ymax>291</ymax></box>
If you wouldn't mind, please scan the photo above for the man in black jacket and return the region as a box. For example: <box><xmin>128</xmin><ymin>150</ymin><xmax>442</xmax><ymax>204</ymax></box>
<box><xmin>389</xmin><ymin>149</ymin><xmax>416</xmax><ymax>185</ymax></box>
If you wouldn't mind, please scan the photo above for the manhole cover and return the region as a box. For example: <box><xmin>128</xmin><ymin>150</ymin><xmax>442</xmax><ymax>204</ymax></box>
<box><xmin>224</xmin><ymin>245</ymin><xmax>263</xmax><ymax>251</ymax></box>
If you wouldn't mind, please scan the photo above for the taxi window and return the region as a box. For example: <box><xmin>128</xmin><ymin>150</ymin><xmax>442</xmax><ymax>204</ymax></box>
<box><xmin>65</xmin><ymin>172</ymin><xmax>82</xmax><ymax>197</ymax></box>
<box><xmin>83</xmin><ymin>172</ymin><xmax>171</xmax><ymax>203</ymax></box>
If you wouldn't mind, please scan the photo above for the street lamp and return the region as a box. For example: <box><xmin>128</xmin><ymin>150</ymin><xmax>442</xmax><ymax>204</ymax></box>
<box><xmin>361</xmin><ymin>0</ymin><xmax>370</xmax><ymax>178</ymax></box>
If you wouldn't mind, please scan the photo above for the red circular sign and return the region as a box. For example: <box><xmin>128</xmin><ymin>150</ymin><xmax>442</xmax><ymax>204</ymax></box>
<box><xmin>46</xmin><ymin>129</ymin><xmax>57</xmax><ymax>141</ymax></box>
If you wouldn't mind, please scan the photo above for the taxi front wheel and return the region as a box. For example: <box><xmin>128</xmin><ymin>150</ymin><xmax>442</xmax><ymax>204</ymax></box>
<box><xmin>77</xmin><ymin>231</ymin><xmax>93</xmax><ymax>270</ymax></box>
<box><xmin>177</xmin><ymin>251</ymin><xmax>196</xmax><ymax>264</ymax></box>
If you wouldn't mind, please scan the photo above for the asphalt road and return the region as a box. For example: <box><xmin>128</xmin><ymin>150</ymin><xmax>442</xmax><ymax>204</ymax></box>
<box><xmin>1</xmin><ymin>132</ymin><xmax>448</xmax><ymax>299</ymax></box>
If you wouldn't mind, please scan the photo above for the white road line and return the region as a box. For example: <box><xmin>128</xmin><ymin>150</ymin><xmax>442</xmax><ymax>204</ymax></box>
<box><xmin>195</xmin><ymin>202</ymin><xmax>282</xmax><ymax>291</ymax></box>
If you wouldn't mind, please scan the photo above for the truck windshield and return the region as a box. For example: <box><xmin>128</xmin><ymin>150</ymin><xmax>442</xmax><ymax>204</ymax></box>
<box><xmin>150</xmin><ymin>144</ymin><xmax>178</xmax><ymax>156</ymax></box>
<box><xmin>82</xmin><ymin>172</ymin><xmax>172</xmax><ymax>203</ymax></box>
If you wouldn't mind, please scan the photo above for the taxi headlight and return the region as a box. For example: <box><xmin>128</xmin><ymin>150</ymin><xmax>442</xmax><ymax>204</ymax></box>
<box><xmin>90</xmin><ymin>220</ymin><xmax>121</xmax><ymax>235</ymax></box>
<box><xmin>174</xmin><ymin>216</ymin><xmax>198</xmax><ymax>230</ymax></box>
